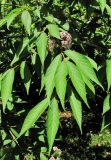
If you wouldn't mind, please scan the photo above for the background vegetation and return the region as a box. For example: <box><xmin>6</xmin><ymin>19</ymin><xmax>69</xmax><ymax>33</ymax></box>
<box><xmin>0</xmin><ymin>0</ymin><xmax>111</xmax><ymax>159</ymax></box>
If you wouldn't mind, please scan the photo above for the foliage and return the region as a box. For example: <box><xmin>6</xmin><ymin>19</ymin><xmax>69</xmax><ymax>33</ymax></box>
<box><xmin>0</xmin><ymin>0</ymin><xmax>111</xmax><ymax>159</ymax></box>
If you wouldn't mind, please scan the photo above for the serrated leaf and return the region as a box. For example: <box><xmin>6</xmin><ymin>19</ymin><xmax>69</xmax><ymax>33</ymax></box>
<box><xmin>19</xmin><ymin>37</ymin><xmax>29</xmax><ymax>55</ymax></box>
<box><xmin>69</xmin><ymin>90</ymin><xmax>82</xmax><ymax>133</ymax></box>
<box><xmin>47</xmin><ymin>97</ymin><xmax>60</xmax><ymax>153</ymax></box>
<box><xmin>81</xmin><ymin>72</ymin><xmax>95</xmax><ymax>95</ymax></box>
<box><xmin>106</xmin><ymin>59</ymin><xmax>111</xmax><ymax>91</ymax></box>
<box><xmin>11</xmin><ymin>37</ymin><xmax>29</xmax><ymax>65</ymax></box>
<box><xmin>36</xmin><ymin>32</ymin><xmax>48</xmax><ymax>66</ymax></box>
<box><xmin>47</xmin><ymin>24</ymin><xmax>60</xmax><ymax>39</ymax></box>
<box><xmin>19</xmin><ymin>98</ymin><xmax>48</xmax><ymax>136</ymax></box>
<box><xmin>103</xmin><ymin>94</ymin><xmax>110</xmax><ymax>115</ymax></box>
<box><xmin>20</xmin><ymin>61</ymin><xmax>31</xmax><ymax>95</ymax></box>
<box><xmin>86</xmin><ymin>56</ymin><xmax>98</xmax><ymax>70</ymax></box>
<box><xmin>0</xmin><ymin>8</ymin><xmax>22</xmax><ymax>28</ymax></box>
<box><xmin>7</xmin><ymin>8</ymin><xmax>22</xmax><ymax>29</ymax></box>
<box><xmin>55</xmin><ymin>61</ymin><xmax>68</xmax><ymax>109</ymax></box>
<box><xmin>67</xmin><ymin>61</ymin><xmax>89</xmax><ymax>107</ymax></box>
<box><xmin>45</xmin><ymin>55</ymin><xmax>61</xmax><ymax>103</ymax></box>
<box><xmin>21</xmin><ymin>10</ymin><xmax>32</xmax><ymax>35</ymax></box>
<box><xmin>98</xmin><ymin>0</ymin><xmax>106</xmax><ymax>13</ymax></box>
<box><xmin>65</xmin><ymin>50</ymin><xmax>103</xmax><ymax>89</ymax></box>
<box><xmin>1</xmin><ymin>69</ymin><xmax>14</xmax><ymax>111</ymax></box>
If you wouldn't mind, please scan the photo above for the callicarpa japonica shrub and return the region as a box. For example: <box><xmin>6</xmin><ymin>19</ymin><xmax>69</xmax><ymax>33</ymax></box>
<box><xmin>0</xmin><ymin>0</ymin><xmax>111</xmax><ymax>159</ymax></box>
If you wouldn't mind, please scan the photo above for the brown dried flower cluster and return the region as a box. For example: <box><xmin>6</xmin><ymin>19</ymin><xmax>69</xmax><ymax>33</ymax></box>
<box><xmin>60</xmin><ymin>31</ymin><xmax>72</xmax><ymax>49</ymax></box>
<box><xmin>48</xmin><ymin>32</ymin><xmax>72</xmax><ymax>52</ymax></box>
<box><xmin>48</xmin><ymin>39</ymin><xmax>56</xmax><ymax>52</ymax></box>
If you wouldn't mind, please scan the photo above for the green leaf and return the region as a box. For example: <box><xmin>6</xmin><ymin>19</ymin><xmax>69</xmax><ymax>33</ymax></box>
<box><xmin>40</xmin><ymin>153</ymin><xmax>48</xmax><ymax>160</ymax></box>
<box><xmin>1</xmin><ymin>0</ymin><xmax>7</xmax><ymax>14</ymax></box>
<box><xmin>103</xmin><ymin>94</ymin><xmax>110</xmax><ymax>115</ymax></box>
<box><xmin>19</xmin><ymin>37</ymin><xmax>29</xmax><ymax>55</ymax></box>
<box><xmin>0</xmin><ymin>8</ymin><xmax>22</xmax><ymax>28</ymax></box>
<box><xmin>36</xmin><ymin>32</ymin><xmax>48</xmax><ymax>66</ymax></box>
<box><xmin>62</xmin><ymin>22</ymin><xmax>70</xmax><ymax>31</ymax></box>
<box><xmin>67</xmin><ymin>61</ymin><xmax>89</xmax><ymax>107</ymax></box>
<box><xmin>0</xmin><ymin>74</ymin><xmax>2</xmax><ymax>92</ymax></box>
<box><xmin>101</xmin><ymin>112</ymin><xmax>111</xmax><ymax>131</ymax></box>
<box><xmin>34</xmin><ymin>8</ymin><xmax>41</xmax><ymax>18</ymax></box>
<box><xmin>19</xmin><ymin>98</ymin><xmax>48</xmax><ymax>136</ymax></box>
<box><xmin>86</xmin><ymin>57</ymin><xmax>98</xmax><ymax>70</ymax></box>
<box><xmin>106</xmin><ymin>4</ymin><xmax>111</xmax><ymax>16</ymax></box>
<box><xmin>1</xmin><ymin>69</ymin><xmax>14</xmax><ymax>111</ymax></box>
<box><xmin>55</xmin><ymin>61</ymin><xmax>68</xmax><ymax>109</ymax></box>
<box><xmin>69</xmin><ymin>90</ymin><xmax>82</xmax><ymax>133</ymax></box>
<box><xmin>47</xmin><ymin>24</ymin><xmax>60</xmax><ymax>39</ymax></box>
<box><xmin>7</xmin><ymin>8</ymin><xmax>22</xmax><ymax>29</ymax></box>
<box><xmin>21</xmin><ymin>10</ymin><xmax>32</xmax><ymax>35</ymax></box>
<box><xmin>11</xmin><ymin>37</ymin><xmax>29</xmax><ymax>65</ymax></box>
<box><xmin>3</xmin><ymin>139</ymin><xmax>12</xmax><ymax>145</ymax></box>
<box><xmin>65</xmin><ymin>50</ymin><xmax>103</xmax><ymax>89</ymax></box>
<box><xmin>47</xmin><ymin>97</ymin><xmax>60</xmax><ymax>153</ymax></box>
<box><xmin>20</xmin><ymin>61</ymin><xmax>31</xmax><ymax>95</ymax></box>
<box><xmin>106</xmin><ymin>59</ymin><xmax>111</xmax><ymax>91</ymax></box>
<box><xmin>98</xmin><ymin>0</ymin><xmax>106</xmax><ymax>13</ymax></box>
<box><xmin>44</xmin><ymin>15</ymin><xmax>54</xmax><ymax>23</ymax></box>
<box><xmin>10</xmin><ymin>128</ymin><xmax>19</xmax><ymax>138</ymax></box>
<box><xmin>81</xmin><ymin>72</ymin><xmax>95</xmax><ymax>95</ymax></box>
<box><xmin>7</xmin><ymin>101</ymin><xmax>14</xmax><ymax>111</ymax></box>
<box><xmin>45</xmin><ymin>55</ymin><xmax>61</xmax><ymax>103</ymax></box>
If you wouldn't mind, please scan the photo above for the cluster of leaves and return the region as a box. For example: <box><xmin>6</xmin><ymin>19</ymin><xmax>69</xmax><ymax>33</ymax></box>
<box><xmin>0</xmin><ymin>0</ymin><xmax>111</xmax><ymax>159</ymax></box>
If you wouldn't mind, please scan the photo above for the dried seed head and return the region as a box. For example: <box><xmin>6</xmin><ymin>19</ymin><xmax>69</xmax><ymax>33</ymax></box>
<box><xmin>48</xmin><ymin>39</ymin><xmax>56</xmax><ymax>52</ymax></box>
<box><xmin>60</xmin><ymin>32</ymin><xmax>72</xmax><ymax>49</ymax></box>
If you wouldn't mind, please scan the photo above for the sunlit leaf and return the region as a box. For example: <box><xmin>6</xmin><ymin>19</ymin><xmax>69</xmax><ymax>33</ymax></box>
<box><xmin>106</xmin><ymin>4</ymin><xmax>111</xmax><ymax>16</ymax></box>
<box><xmin>86</xmin><ymin>56</ymin><xmax>98</xmax><ymax>70</ymax></box>
<box><xmin>62</xmin><ymin>22</ymin><xmax>70</xmax><ymax>31</ymax></box>
<box><xmin>44</xmin><ymin>15</ymin><xmax>54</xmax><ymax>23</ymax></box>
<box><xmin>69</xmin><ymin>90</ymin><xmax>82</xmax><ymax>133</ymax></box>
<box><xmin>47</xmin><ymin>97</ymin><xmax>60</xmax><ymax>153</ymax></box>
<box><xmin>101</xmin><ymin>112</ymin><xmax>111</xmax><ymax>131</ymax></box>
<box><xmin>47</xmin><ymin>24</ymin><xmax>60</xmax><ymax>39</ymax></box>
<box><xmin>81</xmin><ymin>71</ymin><xmax>95</xmax><ymax>95</ymax></box>
<box><xmin>103</xmin><ymin>94</ymin><xmax>110</xmax><ymax>115</ymax></box>
<box><xmin>45</xmin><ymin>55</ymin><xmax>61</xmax><ymax>103</ymax></box>
<box><xmin>98</xmin><ymin>0</ymin><xmax>106</xmax><ymax>13</ymax></box>
<box><xmin>19</xmin><ymin>98</ymin><xmax>48</xmax><ymax>136</ymax></box>
<box><xmin>36</xmin><ymin>32</ymin><xmax>48</xmax><ymax>66</ymax></box>
<box><xmin>65</xmin><ymin>50</ymin><xmax>103</xmax><ymax>89</ymax></box>
<box><xmin>67</xmin><ymin>61</ymin><xmax>89</xmax><ymax>107</ymax></box>
<box><xmin>106</xmin><ymin>59</ymin><xmax>111</xmax><ymax>91</ymax></box>
<box><xmin>0</xmin><ymin>8</ymin><xmax>22</xmax><ymax>28</ymax></box>
<box><xmin>55</xmin><ymin>61</ymin><xmax>68</xmax><ymax>109</ymax></box>
<box><xmin>1</xmin><ymin>69</ymin><xmax>14</xmax><ymax>111</ymax></box>
<box><xmin>7</xmin><ymin>8</ymin><xmax>22</xmax><ymax>29</ymax></box>
<box><xmin>11</xmin><ymin>37</ymin><xmax>29</xmax><ymax>65</ymax></box>
<box><xmin>21</xmin><ymin>10</ymin><xmax>32</xmax><ymax>35</ymax></box>
<box><xmin>20</xmin><ymin>61</ymin><xmax>31</xmax><ymax>95</ymax></box>
<box><xmin>40</xmin><ymin>153</ymin><xmax>48</xmax><ymax>160</ymax></box>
